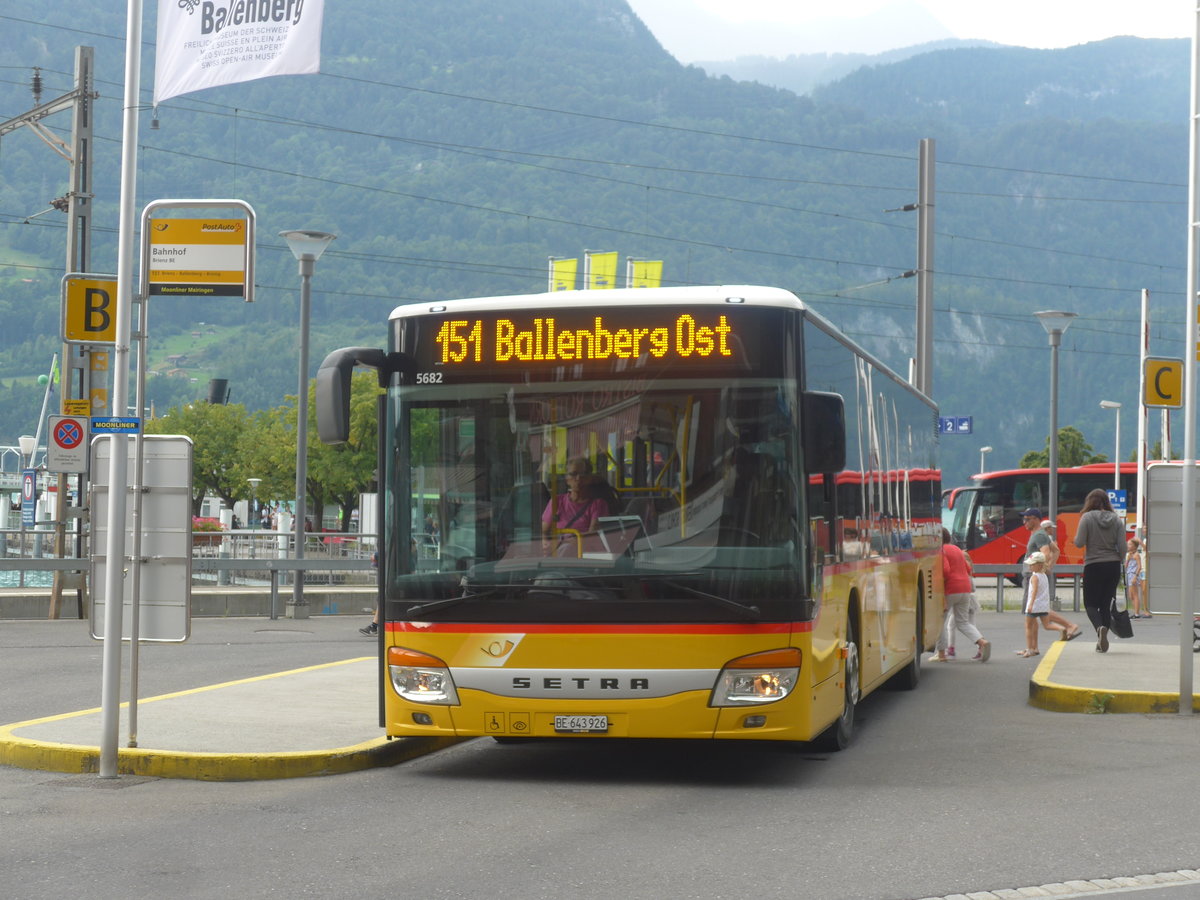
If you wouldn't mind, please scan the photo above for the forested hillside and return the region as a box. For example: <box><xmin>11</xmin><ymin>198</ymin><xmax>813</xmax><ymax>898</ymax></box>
<box><xmin>696</xmin><ymin>39</ymin><xmax>998</xmax><ymax>96</ymax></box>
<box><xmin>0</xmin><ymin>1</ymin><xmax>1190</xmax><ymax>487</ymax></box>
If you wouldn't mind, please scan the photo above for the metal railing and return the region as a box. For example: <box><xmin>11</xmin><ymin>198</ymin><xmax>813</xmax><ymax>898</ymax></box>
<box><xmin>972</xmin><ymin>564</ymin><xmax>1084</xmax><ymax>613</ymax></box>
<box><xmin>0</xmin><ymin>527</ymin><xmax>378</xmax><ymax>591</ymax></box>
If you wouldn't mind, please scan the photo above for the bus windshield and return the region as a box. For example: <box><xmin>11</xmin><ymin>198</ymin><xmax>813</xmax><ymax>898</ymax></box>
<box><xmin>385</xmin><ymin>376</ymin><xmax>808</xmax><ymax>624</ymax></box>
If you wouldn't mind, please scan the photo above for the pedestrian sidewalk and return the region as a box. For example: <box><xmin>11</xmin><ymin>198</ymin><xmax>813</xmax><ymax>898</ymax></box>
<box><xmin>1030</xmin><ymin>634</ymin><xmax>1200</xmax><ymax>714</ymax></box>
<box><xmin>0</xmin><ymin>656</ymin><xmax>459</xmax><ymax>780</ymax></box>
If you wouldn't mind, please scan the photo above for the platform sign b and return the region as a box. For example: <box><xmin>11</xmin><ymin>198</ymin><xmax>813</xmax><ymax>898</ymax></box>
<box><xmin>62</xmin><ymin>274</ymin><xmax>117</xmax><ymax>344</ymax></box>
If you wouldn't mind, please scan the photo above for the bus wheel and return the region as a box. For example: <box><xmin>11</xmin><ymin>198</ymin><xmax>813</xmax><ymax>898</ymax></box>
<box><xmin>812</xmin><ymin>617</ymin><xmax>859</xmax><ymax>752</ymax></box>
<box><xmin>890</xmin><ymin>592</ymin><xmax>924</xmax><ymax>691</ymax></box>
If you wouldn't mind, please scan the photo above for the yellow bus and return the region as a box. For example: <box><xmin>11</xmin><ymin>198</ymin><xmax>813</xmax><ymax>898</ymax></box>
<box><xmin>317</xmin><ymin>285</ymin><xmax>942</xmax><ymax>750</ymax></box>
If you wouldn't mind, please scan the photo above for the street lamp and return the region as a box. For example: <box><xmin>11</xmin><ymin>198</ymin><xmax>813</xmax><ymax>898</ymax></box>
<box><xmin>1035</xmin><ymin>310</ymin><xmax>1078</xmax><ymax>526</ymax></box>
<box><xmin>246</xmin><ymin>477</ymin><xmax>261</xmax><ymax>529</ymax></box>
<box><xmin>18</xmin><ymin>434</ymin><xmax>36</xmax><ymax>468</ymax></box>
<box><xmin>279</xmin><ymin>229</ymin><xmax>337</xmax><ymax>619</ymax></box>
<box><xmin>1099</xmin><ymin>400</ymin><xmax>1121</xmax><ymax>490</ymax></box>
<box><xmin>978</xmin><ymin>445</ymin><xmax>993</xmax><ymax>475</ymax></box>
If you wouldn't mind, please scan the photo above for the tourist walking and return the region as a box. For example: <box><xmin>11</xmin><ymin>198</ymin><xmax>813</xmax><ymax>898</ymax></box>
<box><xmin>1073</xmin><ymin>488</ymin><xmax>1126</xmax><ymax>653</ymax></box>
<box><xmin>932</xmin><ymin>528</ymin><xmax>990</xmax><ymax>662</ymax></box>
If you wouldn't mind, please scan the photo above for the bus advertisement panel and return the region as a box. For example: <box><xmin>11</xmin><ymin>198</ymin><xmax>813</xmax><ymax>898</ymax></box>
<box><xmin>317</xmin><ymin>286</ymin><xmax>943</xmax><ymax>751</ymax></box>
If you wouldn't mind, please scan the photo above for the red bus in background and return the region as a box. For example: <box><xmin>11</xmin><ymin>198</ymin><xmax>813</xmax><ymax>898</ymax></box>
<box><xmin>942</xmin><ymin>463</ymin><xmax>1136</xmax><ymax>568</ymax></box>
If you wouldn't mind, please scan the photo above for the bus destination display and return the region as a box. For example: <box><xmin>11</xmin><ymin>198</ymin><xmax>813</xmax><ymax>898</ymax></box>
<box><xmin>436</xmin><ymin>312</ymin><xmax>735</xmax><ymax>365</ymax></box>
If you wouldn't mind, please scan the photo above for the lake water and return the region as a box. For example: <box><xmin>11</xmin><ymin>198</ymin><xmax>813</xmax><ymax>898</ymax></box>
<box><xmin>0</xmin><ymin>570</ymin><xmax>55</xmax><ymax>588</ymax></box>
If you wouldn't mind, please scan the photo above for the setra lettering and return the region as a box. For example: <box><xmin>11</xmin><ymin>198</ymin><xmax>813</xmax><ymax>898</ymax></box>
<box><xmin>509</xmin><ymin>675</ymin><xmax>651</xmax><ymax>691</ymax></box>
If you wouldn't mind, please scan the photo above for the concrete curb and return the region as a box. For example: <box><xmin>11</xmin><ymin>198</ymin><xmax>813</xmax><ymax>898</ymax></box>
<box><xmin>1027</xmin><ymin>641</ymin><xmax>1195</xmax><ymax>714</ymax></box>
<box><xmin>0</xmin><ymin>720</ymin><xmax>461</xmax><ymax>780</ymax></box>
<box><xmin>0</xmin><ymin>657</ymin><xmax>465</xmax><ymax>780</ymax></box>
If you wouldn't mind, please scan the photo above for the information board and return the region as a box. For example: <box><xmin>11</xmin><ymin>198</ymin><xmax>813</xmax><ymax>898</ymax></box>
<box><xmin>90</xmin><ymin>435</ymin><xmax>193</xmax><ymax>642</ymax></box>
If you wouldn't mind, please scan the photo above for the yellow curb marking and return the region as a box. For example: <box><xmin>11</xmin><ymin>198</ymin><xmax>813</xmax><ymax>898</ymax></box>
<box><xmin>1029</xmin><ymin>640</ymin><xmax>1194</xmax><ymax>714</ymax></box>
<box><xmin>0</xmin><ymin>656</ymin><xmax>462</xmax><ymax>780</ymax></box>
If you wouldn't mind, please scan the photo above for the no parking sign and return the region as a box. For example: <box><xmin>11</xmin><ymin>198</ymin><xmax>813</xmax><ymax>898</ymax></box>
<box><xmin>47</xmin><ymin>415</ymin><xmax>89</xmax><ymax>474</ymax></box>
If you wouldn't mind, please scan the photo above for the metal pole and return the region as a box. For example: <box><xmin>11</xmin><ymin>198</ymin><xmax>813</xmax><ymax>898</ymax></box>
<box><xmin>915</xmin><ymin>138</ymin><xmax>935</xmax><ymax>396</ymax></box>
<box><xmin>1113</xmin><ymin>408</ymin><xmax>1120</xmax><ymax>491</ymax></box>
<box><xmin>1178</xmin><ymin>1</ymin><xmax>1200</xmax><ymax>714</ymax></box>
<box><xmin>291</xmin><ymin>257</ymin><xmax>313</xmax><ymax>618</ymax></box>
<box><xmin>53</xmin><ymin>45</ymin><xmax>95</xmax><ymax>621</ymax></box>
<box><xmin>1137</xmin><ymin>290</ymin><xmax>1149</xmax><ymax>541</ymax></box>
<box><xmin>1048</xmin><ymin>330</ymin><xmax>1061</xmax><ymax>528</ymax></box>
<box><xmin>127</xmin><ymin>295</ymin><xmax>149</xmax><ymax>748</ymax></box>
<box><xmin>100</xmin><ymin>0</ymin><xmax>142</xmax><ymax>777</ymax></box>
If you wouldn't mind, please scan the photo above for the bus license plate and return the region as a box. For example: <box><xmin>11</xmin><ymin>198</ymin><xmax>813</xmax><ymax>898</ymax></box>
<box><xmin>554</xmin><ymin>715</ymin><xmax>608</xmax><ymax>734</ymax></box>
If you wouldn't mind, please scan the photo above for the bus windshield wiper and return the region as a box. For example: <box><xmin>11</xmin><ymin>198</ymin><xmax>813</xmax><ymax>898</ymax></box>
<box><xmin>404</xmin><ymin>588</ymin><xmax>499</xmax><ymax>618</ymax></box>
<box><xmin>649</xmin><ymin>577</ymin><xmax>761</xmax><ymax>620</ymax></box>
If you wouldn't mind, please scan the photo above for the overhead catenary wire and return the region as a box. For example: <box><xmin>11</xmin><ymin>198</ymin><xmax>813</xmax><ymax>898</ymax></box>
<box><xmin>0</xmin><ymin>11</ymin><xmax>1187</xmax><ymax>359</ymax></box>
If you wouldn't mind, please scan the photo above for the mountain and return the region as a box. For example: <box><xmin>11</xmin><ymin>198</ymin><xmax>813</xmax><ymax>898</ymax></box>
<box><xmin>812</xmin><ymin>37</ymin><xmax>1189</xmax><ymax>125</ymax></box>
<box><xmin>628</xmin><ymin>0</ymin><xmax>956</xmax><ymax>61</ymax></box>
<box><xmin>695</xmin><ymin>39</ymin><xmax>1000</xmax><ymax>96</ymax></box>
<box><xmin>0</xmin><ymin>2</ymin><xmax>1190</xmax><ymax>490</ymax></box>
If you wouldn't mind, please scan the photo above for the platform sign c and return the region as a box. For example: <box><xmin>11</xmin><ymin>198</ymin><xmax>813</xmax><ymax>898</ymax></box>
<box><xmin>1144</xmin><ymin>357</ymin><xmax>1183</xmax><ymax>409</ymax></box>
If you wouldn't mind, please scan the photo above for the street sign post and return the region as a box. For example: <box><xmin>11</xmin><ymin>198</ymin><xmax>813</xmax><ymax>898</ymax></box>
<box><xmin>146</xmin><ymin>216</ymin><xmax>253</xmax><ymax>300</ymax></box>
<box><xmin>61</xmin><ymin>274</ymin><xmax>118</xmax><ymax>344</ymax></box>
<box><xmin>1108</xmin><ymin>488</ymin><xmax>1128</xmax><ymax>519</ymax></box>
<box><xmin>1144</xmin><ymin>357</ymin><xmax>1184</xmax><ymax>409</ymax></box>
<box><xmin>90</xmin><ymin>416</ymin><xmax>141</xmax><ymax>435</ymax></box>
<box><xmin>47</xmin><ymin>415</ymin><xmax>89</xmax><ymax>474</ymax></box>
<box><xmin>20</xmin><ymin>469</ymin><xmax>36</xmax><ymax>527</ymax></box>
<box><xmin>938</xmin><ymin>416</ymin><xmax>973</xmax><ymax>435</ymax></box>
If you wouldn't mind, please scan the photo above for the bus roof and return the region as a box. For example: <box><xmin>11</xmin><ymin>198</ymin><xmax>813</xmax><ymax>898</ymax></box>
<box><xmin>970</xmin><ymin>462</ymin><xmax>1139</xmax><ymax>482</ymax></box>
<box><xmin>390</xmin><ymin>285</ymin><xmax>806</xmax><ymax>320</ymax></box>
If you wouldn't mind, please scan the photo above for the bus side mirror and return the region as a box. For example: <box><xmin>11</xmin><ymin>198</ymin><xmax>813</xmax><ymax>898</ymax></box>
<box><xmin>803</xmin><ymin>391</ymin><xmax>846</xmax><ymax>473</ymax></box>
<box><xmin>315</xmin><ymin>347</ymin><xmax>388</xmax><ymax>444</ymax></box>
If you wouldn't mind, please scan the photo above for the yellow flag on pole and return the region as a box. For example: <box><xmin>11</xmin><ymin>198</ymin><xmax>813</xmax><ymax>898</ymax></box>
<box><xmin>548</xmin><ymin>257</ymin><xmax>578</xmax><ymax>292</ymax></box>
<box><xmin>628</xmin><ymin>259</ymin><xmax>663</xmax><ymax>289</ymax></box>
<box><xmin>585</xmin><ymin>251</ymin><xmax>618</xmax><ymax>289</ymax></box>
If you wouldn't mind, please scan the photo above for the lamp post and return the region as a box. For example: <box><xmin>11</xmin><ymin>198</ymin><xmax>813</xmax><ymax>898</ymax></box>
<box><xmin>1099</xmin><ymin>400</ymin><xmax>1121</xmax><ymax>490</ymax></box>
<box><xmin>978</xmin><ymin>445</ymin><xmax>992</xmax><ymax>475</ymax></box>
<box><xmin>1035</xmin><ymin>311</ymin><xmax>1078</xmax><ymax>527</ymax></box>
<box><xmin>279</xmin><ymin>229</ymin><xmax>337</xmax><ymax>619</ymax></box>
<box><xmin>18</xmin><ymin>434</ymin><xmax>36</xmax><ymax>468</ymax></box>
<box><xmin>246</xmin><ymin>477</ymin><xmax>261</xmax><ymax>529</ymax></box>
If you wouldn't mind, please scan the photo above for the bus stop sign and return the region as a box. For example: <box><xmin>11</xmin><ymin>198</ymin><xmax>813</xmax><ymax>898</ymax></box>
<box><xmin>1144</xmin><ymin>357</ymin><xmax>1183</xmax><ymax>409</ymax></box>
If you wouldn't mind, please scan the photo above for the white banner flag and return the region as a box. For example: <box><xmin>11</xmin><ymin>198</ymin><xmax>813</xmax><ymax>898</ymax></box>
<box><xmin>154</xmin><ymin>0</ymin><xmax>325</xmax><ymax>105</ymax></box>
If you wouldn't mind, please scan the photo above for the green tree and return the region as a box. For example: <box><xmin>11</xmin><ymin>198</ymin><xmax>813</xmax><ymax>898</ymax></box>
<box><xmin>1019</xmin><ymin>425</ymin><xmax>1105</xmax><ymax>468</ymax></box>
<box><xmin>146</xmin><ymin>402</ymin><xmax>254</xmax><ymax>515</ymax></box>
<box><xmin>1147</xmin><ymin>441</ymin><xmax>1174</xmax><ymax>461</ymax></box>
<box><xmin>236</xmin><ymin>406</ymin><xmax>299</xmax><ymax>520</ymax></box>
<box><xmin>306</xmin><ymin>371</ymin><xmax>380</xmax><ymax>531</ymax></box>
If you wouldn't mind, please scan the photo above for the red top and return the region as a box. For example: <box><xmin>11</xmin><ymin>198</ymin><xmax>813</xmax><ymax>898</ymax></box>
<box><xmin>942</xmin><ymin>543</ymin><xmax>974</xmax><ymax>594</ymax></box>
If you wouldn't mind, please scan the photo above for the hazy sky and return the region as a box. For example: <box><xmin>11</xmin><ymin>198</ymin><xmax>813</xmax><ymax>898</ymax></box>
<box><xmin>626</xmin><ymin>0</ymin><xmax>1193</xmax><ymax>60</ymax></box>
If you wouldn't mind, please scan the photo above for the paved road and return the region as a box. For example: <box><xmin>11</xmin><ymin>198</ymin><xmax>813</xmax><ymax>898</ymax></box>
<box><xmin>2</xmin><ymin>611</ymin><xmax>1199</xmax><ymax>899</ymax></box>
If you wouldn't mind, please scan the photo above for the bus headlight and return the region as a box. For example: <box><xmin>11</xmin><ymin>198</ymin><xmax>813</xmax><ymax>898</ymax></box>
<box><xmin>388</xmin><ymin>646</ymin><xmax>460</xmax><ymax>705</ymax></box>
<box><xmin>711</xmin><ymin>648</ymin><xmax>801</xmax><ymax>707</ymax></box>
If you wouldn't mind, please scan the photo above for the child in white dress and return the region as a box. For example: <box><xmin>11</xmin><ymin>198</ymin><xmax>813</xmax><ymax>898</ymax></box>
<box><xmin>1019</xmin><ymin>551</ymin><xmax>1067</xmax><ymax>657</ymax></box>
